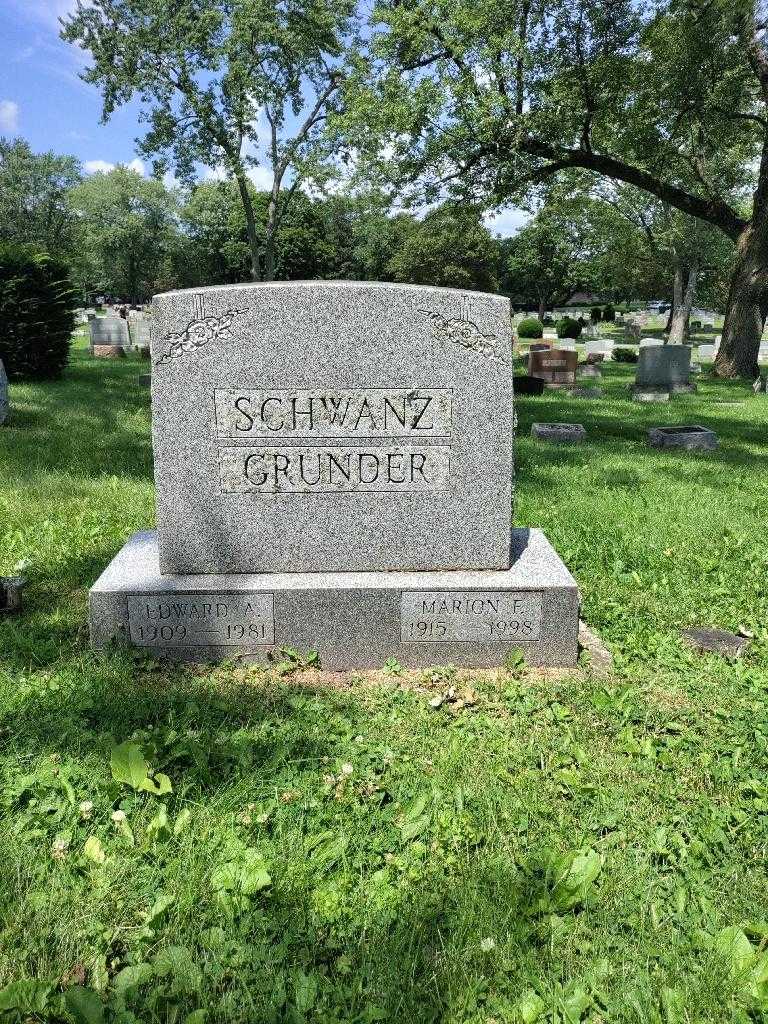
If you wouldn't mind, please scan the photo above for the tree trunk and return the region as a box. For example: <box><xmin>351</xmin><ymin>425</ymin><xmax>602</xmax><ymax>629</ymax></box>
<box><xmin>264</xmin><ymin>189</ymin><xmax>278</xmax><ymax>282</ymax></box>
<box><xmin>234</xmin><ymin>171</ymin><xmax>261</xmax><ymax>282</ymax></box>
<box><xmin>538</xmin><ymin>296</ymin><xmax>546</xmax><ymax>320</ymax></box>
<box><xmin>716</xmin><ymin>124</ymin><xmax>768</xmax><ymax>377</ymax></box>
<box><xmin>668</xmin><ymin>263</ymin><xmax>698</xmax><ymax>344</ymax></box>
<box><xmin>714</xmin><ymin>221</ymin><xmax>766</xmax><ymax>378</ymax></box>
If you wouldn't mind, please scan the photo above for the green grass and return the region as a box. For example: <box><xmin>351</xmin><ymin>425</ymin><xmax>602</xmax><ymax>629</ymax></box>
<box><xmin>1</xmin><ymin>346</ymin><xmax>768</xmax><ymax>1023</ymax></box>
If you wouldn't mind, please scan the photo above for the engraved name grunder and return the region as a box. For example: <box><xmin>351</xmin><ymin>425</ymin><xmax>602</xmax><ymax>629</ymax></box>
<box><xmin>219</xmin><ymin>445</ymin><xmax>452</xmax><ymax>494</ymax></box>
<box><xmin>127</xmin><ymin>594</ymin><xmax>275</xmax><ymax>647</ymax></box>
<box><xmin>401</xmin><ymin>591</ymin><xmax>543</xmax><ymax>643</ymax></box>
<box><xmin>215</xmin><ymin>388</ymin><xmax>453</xmax><ymax>439</ymax></box>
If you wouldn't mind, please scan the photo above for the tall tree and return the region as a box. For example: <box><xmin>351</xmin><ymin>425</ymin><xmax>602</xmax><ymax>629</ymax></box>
<box><xmin>499</xmin><ymin>207</ymin><xmax>585</xmax><ymax>316</ymax></box>
<box><xmin>339</xmin><ymin>0</ymin><xmax>765</xmax><ymax>377</ymax></box>
<box><xmin>0</xmin><ymin>138</ymin><xmax>82</xmax><ymax>257</ymax></box>
<box><xmin>387</xmin><ymin>204</ymin><xmax>500</xmax><ymax>291</ymax></box>
<box><xmin>67</xmin><ymin>166</ymin><xmax>181</xmax><ymax>301</ymax></box>
<box><xmin>62</xmin><ymin>0</ymin><xmax>356</xmax><ymax>282</ymax></box>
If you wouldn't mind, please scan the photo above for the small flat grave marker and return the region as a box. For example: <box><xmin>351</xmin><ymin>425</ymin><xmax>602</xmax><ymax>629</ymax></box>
<box><xmin>647</xmin><ymin>425</ymin><xmax>718</xmax><ymax>450</ymax></box>
<box><xmin>532</xmin><ymin>422</ymin><xmax>586</xmax><ymax>444</ymax></box>
<box><xmin>681</xmin><ymin>627</ymin><xmax>749</xmax><ymax>659</ymax></box>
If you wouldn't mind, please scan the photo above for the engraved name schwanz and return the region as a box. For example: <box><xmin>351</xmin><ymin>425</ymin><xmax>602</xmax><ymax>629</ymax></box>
<box><xmin>401</xmin><ymin>591</ymin><xmax>543</xmax><ymax>642</ymax></box>
<box><xmin>219</xmin><ymin>446</ymin><xmax>451</xmax><ymax>494</ymax></box>
<box><xmin>215</xmin><ymin>388</ymin><xmax>452</xmax><ymax>438</ymax></box>
<box><xmin>127</xmin><ymin>594</ymin><xmax>275</xmax><ymax>647</ymax></box>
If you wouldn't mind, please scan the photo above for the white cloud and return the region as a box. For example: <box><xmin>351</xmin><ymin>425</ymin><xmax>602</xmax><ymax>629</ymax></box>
<box><xmin>203</xmin><ymin>165</ymin><xmax>229</xmax><ymax>182</ymax></box>
<box><xmin>248</xmin><ymin>166</ymin><xmax>274</xmax><ymax>191</ymax></box>
<box><xmin>0</xmin><ymin>100</ymin><xmax>19</xmax><ymax>133</ymax></box>
<box><xmin>484</xmin><ymin>208</ymin><xmax>530</xmax><ymax>237</ymax></box>
<box><xmin>84</xmin><ymin>157</ymin><xmax>146</xmax><ymax>176</ymax></box>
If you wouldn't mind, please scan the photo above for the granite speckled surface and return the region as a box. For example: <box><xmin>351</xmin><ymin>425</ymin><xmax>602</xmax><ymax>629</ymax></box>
<box><xmin>531</xmin><ymin>423</ymin><xmax>586</xmax><ymax>444</ymax></box>
<box><xmin>647</xmin><ymin>426</ymin><xmax>718</xmax><ymax>450</ymax></box>
<box><xmin>635</xmin><ymin>345</ymin><xmax>691</xmax><ymax>389</ymax></box>
<box><xmin>89</xmin><ymin>529</ymin><xmax>580</xmax><ymax>669</ymax></box>
<box><xmin>150</xmin><ymin>282</ymin><xmax>515</xmax><ymax>574</ymax></box>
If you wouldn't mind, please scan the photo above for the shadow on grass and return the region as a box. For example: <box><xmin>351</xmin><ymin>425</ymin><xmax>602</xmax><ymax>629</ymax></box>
<box><xmin>2</xmin><ymin>354</ymin><xmax>154</xmax><ymax>482</ymax></box>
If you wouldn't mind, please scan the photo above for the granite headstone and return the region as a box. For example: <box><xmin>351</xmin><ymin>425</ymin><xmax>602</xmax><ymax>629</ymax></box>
<box><xmin>89</xmin><ymin>282</ymin><xmax>581</xmax><ymax>669</ymax></box>
<box><xmin>90</xmin><ymin>318</ymin><xmax>129</xmax><ymax>350</ymax></box>
<box><xmin>528</xmin><ymin>349</ymin><xmax>578</xmax><ymax>389</ymax></box>
<box><xmin>635</xmin><ymin>345</ymin><xmax>692</xmax><ymax>393</ymax></box>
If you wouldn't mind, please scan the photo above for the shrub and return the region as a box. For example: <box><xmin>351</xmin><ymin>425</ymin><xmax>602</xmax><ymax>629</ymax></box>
<box><xmin>613</xmin><ymin>346</ymin><xmax>639</xmax><ymax>363</ymax></box>
<box><xmin>517</xmin><ymin>317</ymin><xmax>544</xmax><ymax>339</ymax></box>
<box><xmin>603</xmin><ymin>304</ymin><xmax>616</xmax><ymax>322</ymax></box>
<box><xmin>591</xmin><ymin>306</ymin><xmax>602</xmax><ymax>322</ymax></box>
<box><xmin>0</xmin><ymin>245</ymin><xmax>77</xmax><ymax>380</ymax></box>
<box><xmin>556</xmin><ymin>316</ymin><xmax>583</xmax><ymax>340</ymax></box>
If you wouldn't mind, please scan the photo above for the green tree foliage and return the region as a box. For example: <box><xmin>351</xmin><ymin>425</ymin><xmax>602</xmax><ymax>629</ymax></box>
<box><xmin>63</xmin><ymin>0</ymin><xmax>357</xmax><ymax>282</ymax></box>
<box><xmin>499</xmin><ymin>208</ymin><xmax>583</xmax><ymax>316</ymax></box>
<box><xmin>386</xmin><ymin>205</ymin><xmax>499</xmax><ymax>291</ymax></box>
<box><xmin>0</xmin><ymin>138</ymin><xmax>82</xmax><ymax>257</ymax></box>
<box><xmin>339</xmin><ymin>0</ymin><xmax>765</xmax><ymax>377</ymax></box>
<box><xmin>67</xmin><ymin>167</ymin><xmax>181</xmax><ymax>302</ymax></box>
<box><xmin>0</xmin><ymin>245</ymin><xmax>77</xmax><ymax>380</ymax></box>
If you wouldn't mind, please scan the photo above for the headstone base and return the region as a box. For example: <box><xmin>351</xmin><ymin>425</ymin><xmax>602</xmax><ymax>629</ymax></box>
<box><xmin>89</xmin><ymin>529</ymin><xmax>580</xmax><ymax>669</ymax></box>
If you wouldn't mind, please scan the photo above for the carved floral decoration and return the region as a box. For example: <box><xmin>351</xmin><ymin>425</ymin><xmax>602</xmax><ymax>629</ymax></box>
<box><xmin>155</xmin><ymin>309</ymin><xmax>247</xmax><ymax>366</ymax></box>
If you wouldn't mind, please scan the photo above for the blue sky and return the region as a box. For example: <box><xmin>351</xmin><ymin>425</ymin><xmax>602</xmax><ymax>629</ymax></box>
<box><xmin>0</xmin><ymin>0</ymin><xmax>527</xmax><ymax>235</ymax></box>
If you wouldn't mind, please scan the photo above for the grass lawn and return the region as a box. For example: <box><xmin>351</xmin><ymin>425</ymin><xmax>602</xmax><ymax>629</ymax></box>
<box><xmin>1</xmin><ymin>338</ymin><xmax>768</xmax><ymax>1023</ymax></box>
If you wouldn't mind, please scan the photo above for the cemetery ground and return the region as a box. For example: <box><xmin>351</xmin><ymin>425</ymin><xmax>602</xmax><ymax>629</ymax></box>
<box><xmin>1</xmin><ymin>335</ymin><xmax>768</xmax><ymax>1023</ymax></box>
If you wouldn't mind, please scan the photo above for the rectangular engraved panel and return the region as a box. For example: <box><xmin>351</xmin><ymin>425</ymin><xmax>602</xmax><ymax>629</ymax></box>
<box><xmin>401</xmin><ymin>591</ymin><xmax>543</xmax><ymax>642</ymax></box>
<box><xmin>215</xmin><ymin>388</ymin><xmax>452</xmax><ymax>439</ymax></box>
<box><xmin>128</xmin><ymin>594</ymin><xmax>274</xmax><ymax>647</ymax></box>
<box><xmin>219</xmin><ymin>445</ymin><xmax>451</xmax><ymax>494</ymax></box>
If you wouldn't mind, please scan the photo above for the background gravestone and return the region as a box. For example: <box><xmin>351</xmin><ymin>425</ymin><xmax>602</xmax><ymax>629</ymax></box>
<box><xmin>635</xmin><ymin>345</ymin><xmax>692</xmax><ymax>392</ymax></box>
<box><xmin>90</xmin><ymin>317</ymin><xmax>129</xmax><ymax>350</ymax></box>
<box><xmin>528</xmin><ymin>349</ymin><xmax>578</xmax><ymax>388</ymax></box>
<box><xmin>150</xmin><ymin>282</ymin><xmax>515</xmax><ymax>574</ymax></box>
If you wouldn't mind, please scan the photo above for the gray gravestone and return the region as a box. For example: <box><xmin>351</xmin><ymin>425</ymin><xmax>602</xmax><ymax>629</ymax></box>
<box><xmin>648</xmin><ymin>425</ymin><xmax>718</xmax><ymax>450</ymax></box>
<box><xmin>531</xmin><ymin>422</ymin><xmax>586</xmax><ymax>444</ymax></box>
<box><xmin>130</xmin><ymin>318</ymin><xmax>152</xmax><ymax>349</ymax></box>
<box><xmin>89</xmin><ymin>282</ymin><xmax>581</xmax><ymax>669</ymax></box>
<box><xmin>635</xmin><ymin>345</ymin><xmax>692</xmax><ymax>393</ymax></box>
<box><xmin>150</xmin><ymin>282</ymin><xmax>515</xmax><ymax>574</ymax></box>
<box><xmin>0</xmin><ymin>358</ymin><xmax>8</xmax><ymax>426</ymax></box>
<box><xmin>90</xmin><ymin>317</ymin><xmax>129</xmax><ymax>349</ymax></box>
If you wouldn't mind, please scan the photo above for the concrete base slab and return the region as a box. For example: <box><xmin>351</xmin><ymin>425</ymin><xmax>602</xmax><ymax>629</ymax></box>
<box><xmin>631</xmin><ymin>389</ymin><xmax>670</xmax><ymax>402</ymax></box>
<box><xmin>647</xmin><ymin>425</ymin><xmax>718</xmax><ymax>450</ymax></box>
<box><xmin>89</xmin><ymin>529</ymin><xmax>580</xmax><ymax>669</ymax></box>
<box><xmin>531</xmin><ymin>423</ymin><xmax>586</xmax><ymax>444</ymax></box>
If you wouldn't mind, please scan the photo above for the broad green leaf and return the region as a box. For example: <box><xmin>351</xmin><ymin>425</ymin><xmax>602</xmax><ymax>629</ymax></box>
<box><xmin>83</xmin><ymin>836</ymin><xmax>106</xmax><ymax>865</ymax></box>
<box><xmin>65</xmin><ymin>986</ymin><xmax>105</xmax><ymax>1024</ymax></box>
<box><xmin>113</xmin><ymin>963</ymin><xmax>153</xmax><ymax>994</ymax></box>
<box><xmin>295</xmin><ymin>971</ymin><xmax>318</xmax><ymax>1013</ymax></box>
<box><xmin>111</xmin><ymin>742</ymin><xmax>148</xmax><ymax>790</ymax></box>
<box><xmin>185</xmin><ymin>1013</ymin><xmax>206</xmax><ymax>1024</ymax></box>
<box><xmin>513</xmin><ymin>989</ymin><xmax>545</xmax><ymax>1023</ymax></box>
<box><xmin>549</xmin><ymin>849</ymin><xmax>602</xmax><ymax>910</ymax></box>
<box><xmin>140</xmin><ymin>772</ymin><xmax>173</xmax><ymax>796</ymax></box>
<box><xmin>144</xmin><ymin>892</ymin><xmax>175</xmax><ymax>930</ymax></box>
<box><xmin>211</xmin><ymin>850</ymin><xmax>271</xmax><ymax>896</ymax></box>
<box><xmin>0</xmin><ymin>980</ymin><xmax>52</xmax><ymax>1012</ymax></box>
<box><xmin>146</xmin><ymin>805</ymin><xmax>170</xmax><ymax>841</ymax></box>
<box><xmin>715</xmin><ymin>926</ymin><xmax>755</xmax><ymax>974</ymax></box>
<box><xmin>401</xmin><ymin>815</ymin><xmax>430</xmax><ymax>842</ymax></box>
<box><xmin>174</xmin><ymin>808</ymin><xmax>192</xmax><ymax>835</ymax></box>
